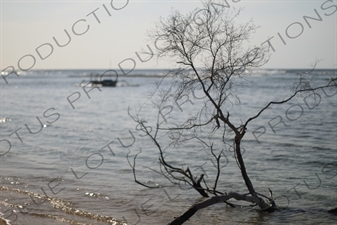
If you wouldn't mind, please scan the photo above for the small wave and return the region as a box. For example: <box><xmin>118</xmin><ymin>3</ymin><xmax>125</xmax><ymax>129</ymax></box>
<box><xmin>0</xmin><ymin>186</ymin><xmax>127</xmax><ymax>225</ymax></box>
<box><xmin>0</xmin><ymin>118</ymin><xmax>11</xmax><ymax>123</ymax></box>
<box><xmin>85</xmin><ymin>192</ymin><xmax>110</xmax><ymax>200</ymax></box>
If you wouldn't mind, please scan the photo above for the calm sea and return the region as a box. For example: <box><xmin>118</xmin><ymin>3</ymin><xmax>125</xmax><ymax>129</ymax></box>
<box><xmin>0</xmin><ymin>69</ymin><xmax>336</xmax><ymax>225</ymax></box>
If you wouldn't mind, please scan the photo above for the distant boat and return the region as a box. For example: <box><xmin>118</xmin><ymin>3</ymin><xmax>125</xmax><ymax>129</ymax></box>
<box><xmin>90</xmin><ymin>79</ymin><xmax>117</xmax><ymax>87</ymax></box>
<box><xmin>81</xmin><ymin>74</ymin><xmax>117</xmax><ymax>87</ymax></box>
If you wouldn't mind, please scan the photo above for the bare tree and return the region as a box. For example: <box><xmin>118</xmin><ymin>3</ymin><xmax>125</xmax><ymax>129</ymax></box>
<box><xmin>128</xmin><ymin>1</ymin><xmax>337</xmax><ymax>224</ymax></box>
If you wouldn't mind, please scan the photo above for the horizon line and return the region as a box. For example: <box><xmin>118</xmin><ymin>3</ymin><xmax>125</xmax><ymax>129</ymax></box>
<box><xmin>6</xmin><ymin>67</ymin><xmax>337</xmax><ymax>71</ymax></box>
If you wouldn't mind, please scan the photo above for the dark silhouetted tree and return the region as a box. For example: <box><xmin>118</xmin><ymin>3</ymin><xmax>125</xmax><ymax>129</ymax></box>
<box><xmin>128</xmin><ymin>1</ymin><xmax>337</xmax><ymax>224</ymax></box>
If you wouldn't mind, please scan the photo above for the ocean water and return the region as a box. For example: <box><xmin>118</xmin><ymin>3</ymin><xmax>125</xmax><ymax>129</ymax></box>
<box><xmin>0</xmin><ymin>69</ymin><xmax>336</xmax><ymax>225</ymax></box>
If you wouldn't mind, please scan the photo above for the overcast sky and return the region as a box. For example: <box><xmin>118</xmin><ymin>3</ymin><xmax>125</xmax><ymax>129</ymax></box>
<box><xmin>1</xmin><ymin>0</ymin><xmax>336</xmax><ymax>71</ymax></box>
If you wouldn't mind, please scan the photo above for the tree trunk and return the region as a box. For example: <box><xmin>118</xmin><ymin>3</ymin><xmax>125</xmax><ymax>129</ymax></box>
<box><xmin>234</xmin><ymin>135</ymin><xmax>257</xmax><ymax>197</ymax></box>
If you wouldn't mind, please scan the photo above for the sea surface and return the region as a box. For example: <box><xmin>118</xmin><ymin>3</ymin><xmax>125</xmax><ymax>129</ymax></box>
<box><xmin>0</xmin><ymin>69</ymin><xmax>336</xmax><ymax>225</ymax></box>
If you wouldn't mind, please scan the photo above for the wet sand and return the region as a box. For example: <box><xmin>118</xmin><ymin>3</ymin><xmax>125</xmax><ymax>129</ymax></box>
<box><xmin>0</xmin><ymin>218</ymin><xmax>8</xmax><ymax>225</ymax></box>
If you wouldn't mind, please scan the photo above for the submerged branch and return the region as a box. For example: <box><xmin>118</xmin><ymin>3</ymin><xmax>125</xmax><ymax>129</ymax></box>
<box><xmin>168</xmin><ymin>192</ymin><xmax>275</xmax><ymax>225</ymax></box>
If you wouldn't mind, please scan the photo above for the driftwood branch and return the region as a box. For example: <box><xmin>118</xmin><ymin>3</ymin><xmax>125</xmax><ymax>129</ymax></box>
<box><xmin>168</xmin><ymin>192</ymin><xmax>274</xmax><ymax>225</ymax></box>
